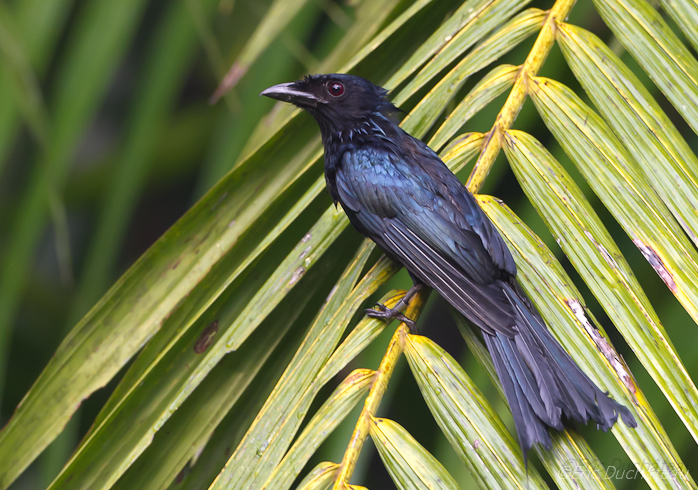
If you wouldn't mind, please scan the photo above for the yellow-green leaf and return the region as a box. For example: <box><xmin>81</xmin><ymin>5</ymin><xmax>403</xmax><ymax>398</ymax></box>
<box><xmin>557</xmin><ymin>23</ymin><xmax>698</xmax><ymax>247</ymax></box>
<box><xmin>429</xmin><ymin>64</ymin><xmax>518</xmax><ymax>151</ymax></box>
<box><xmin>209</xmin><ymin>246</ymin><xmax>399</xmax><ymax>490</ymax></box>
<box><xmin>592</xmin><ymin>0</ymin><xmax>698</xmax><ymax>134</ymax></box>
<box><xmin>262</xmin><ymin>369</ymin><xmax>375</xmax><ymax>490</ymax></box>
<box><xmin>404</xmin><ymin>334</ymin><xmax>547</xmax><ymax>490</ymax></box>
<box><xmin>48</xmin><ymin>200</ymin><xmax>353</xmax><ymax>490</ymax></box>
<box><xmin>399</xmin><ymin>8</ymin><xmax>545</xmax><ymax>138</ymax></box>
<box><xmin>441</xmin><ymin>132</ymin><xmax>486</xmax><ymax>176</ymax></box>
<box><xmin>390</xmin><ymin>0</ymin><xmax>530</xmax><ymax>98</ymax></box>
<box><xmin>297</xmin><ymin>462</ymin><xmax>339</xmax><ymax>490</ymax></box>
<box><xmin>528</xmin><ymin>76</ymin><xmax>698</xmax><ymax>326</ymax></box>
<box><xmin>503</xmin><ymin>129</ymin><xmax>698</xmax><ymax>444</ymax></box>
<box><xmin>478</xmin><ymin>195</ymin><xmax>694</xmax><ymax>489</ymax></box>
<box><xmin>110</xmin><ymin>254</ymin><xmax>341</xmax><ymax>490</ymax></box>
<box><xmin>658</xmin><ymin>0</ymin><xmax>698</xmax><ymax>53</ymax></box>
<box><xmin>370</xmin><ymin>416</ymin><xmax>460</xmax><ymax>490</ymax></box>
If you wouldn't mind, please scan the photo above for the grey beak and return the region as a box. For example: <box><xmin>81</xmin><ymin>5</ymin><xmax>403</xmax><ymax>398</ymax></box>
<box><xmin>260</xmin><ymin>82</ymin><xmax>326</xmax><ymax>106</ymax></box>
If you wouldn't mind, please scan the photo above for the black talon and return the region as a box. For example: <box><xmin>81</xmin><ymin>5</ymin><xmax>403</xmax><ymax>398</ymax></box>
<box><xmin>365</xmin><ymin>303</ymin><xmax>418</xmax><ymax>332</ymax></box>
<box><xmin>364</xmin><ymin>283</ymin><xmax>424</xmax><ymax>332</ymax></box>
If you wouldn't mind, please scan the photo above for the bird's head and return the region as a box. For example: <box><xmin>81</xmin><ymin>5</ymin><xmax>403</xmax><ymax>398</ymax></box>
<box><xmin>260</xmin><ymin>74</ymin><xmax>399</xmax><ymax>139</ymax></box>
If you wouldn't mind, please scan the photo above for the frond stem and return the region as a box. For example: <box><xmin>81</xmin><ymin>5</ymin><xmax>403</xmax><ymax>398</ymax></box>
<box><xmin>333</xmin><ymin>289</ymin><xmax>429</xmax><ymax>489</ymax></box>
<box><xmin>466</xmin><ymin>0</ymin><xmax>577</xmax><ymax>192</ymax></box>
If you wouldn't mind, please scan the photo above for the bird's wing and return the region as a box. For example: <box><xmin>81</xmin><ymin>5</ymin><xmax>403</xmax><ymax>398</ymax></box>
<box><xmin>336</xmin><ymin>143</ymin><xmax>515</xmax><ymax>282</ymax></box>
<box><xmin>335</xmin><ymin>147</ymin><xmax>517</xmax><ymax>335</ymax></box>
<box><xmin>382</xmin><ymin>218</ymin><xmax>517</xmax><ymax>336</ymax></box>
<box><xmin>405</xmin><ymin>134</ymin><xmax>517</xmax><ymax>277</ymax></box>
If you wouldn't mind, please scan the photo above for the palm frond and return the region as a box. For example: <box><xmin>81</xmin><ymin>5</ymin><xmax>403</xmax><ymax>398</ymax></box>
<box><xmin>3</xmin><ymin>0</ymin><xmax>698</xmax><ymax>488</ymax></box>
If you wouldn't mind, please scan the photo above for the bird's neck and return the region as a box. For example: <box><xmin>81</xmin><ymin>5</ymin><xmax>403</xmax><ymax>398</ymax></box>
<box><xmin>320</xmin><ymin>112</ymin><xmax>401</xmax><ymax>172</ymax></box>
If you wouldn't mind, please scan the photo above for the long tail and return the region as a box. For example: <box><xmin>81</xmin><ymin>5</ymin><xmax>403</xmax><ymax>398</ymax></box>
<box><xmin>483</xmin><ymin>280</ymin><xmax>637</xmax><ymax>458</ymax></box>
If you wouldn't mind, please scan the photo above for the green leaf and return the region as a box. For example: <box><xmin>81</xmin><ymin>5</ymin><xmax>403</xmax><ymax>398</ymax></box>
<box><xmin>503</xmin><ymin>129</ymin><xmax>698</xmax><ymax>444</ymax></box>
<box><xmin>658</xmin><ymin>0</ymin><xmax>698</xmax><ymax>53</ymax></box>
<box><xmin>441</xmin><ymin>132</ymin><xmax>486</xmax><ymax>176</ymax></box>
<box><xmin>48</xmin><ymin>203</ymin><xmax>353</xmax><ymax>490</ymax></box>
<box><xmin>110</xmin><ymin>253</ymin><xmax>336</xmax><ymax>490</ymax></box>
<box><xmin>592</xmin><ymin>0</ymin><xmax>698</xmax><ymax>134</ymax></box>
<box><xmin>429</xmin><ymin>64</ymin><xmax>518</xmax><ymax>151</ymax></box>
<box><xmin>557</xmin><ymin>23</ymin><xmax>698</xmax><ymax>248</ymax></box>
<box><xmin>262</xmin><ymin>369</ymin><xmax>375</xmax><ymax>490</ymax></box>
<box><xmin>296</xmin><ymin>462</ymin><xmax>339</xmax><ymax>490</ymax></box>
<box><xmin>477</xmin><ymin>195</ymin><xmax>695</xmax><ymax>488</ymax></box>
<box><xmin>369</xmin><ymin>416</ymin><xmax>461</xmax><ymax>490</ymax></box>
<box><xmin>211</xmin><ymin>0</ymin><xmax>311</xmax><ymax>99</ymax></box>
<box><xmin>208</xmin><ymin>244</ymin><xmax>399</xmax><ymax>490</ymax></box>
<box><xmin>176</xmin><ymin>317</ymin><xmax>313</xmax><ymax>490</ymax></box>
<box><xmin>399</xmin><ymin>8</ymin><xmax>545</xmax><ymax>138</ymax></box>
<box><xmin>387</xmin><ymin>0</ymin><xmax>528</xmax><ymax>92</ymax></box>
<box><xmin>528</xmin><ymin>76</ymin><xmax>698</xmax><ymax>327</ymax></box>
<box><xmin>403</xmin><ymin>334</ymin><xmax>547</xmax><ymax>490</ymax></box>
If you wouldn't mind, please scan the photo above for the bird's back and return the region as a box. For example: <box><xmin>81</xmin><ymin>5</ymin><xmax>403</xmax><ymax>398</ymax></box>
<box><xmin>330</xmin><ymin>129</ymin><xmax>516</xmax><ymax>286</ymax></box>
<box><xmin>328</xmin><ymin>130</ymin><xmax>521</xmax><ymax>335</ymax></box>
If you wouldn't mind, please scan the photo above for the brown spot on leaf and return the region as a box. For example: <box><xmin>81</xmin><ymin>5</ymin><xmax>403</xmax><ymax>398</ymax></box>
<box><xmin>584</xmin><ymin>231</ymin><xmax>619</xmax><ymax>269</ymax></box>
<box><xmin>194</xmin><ymin>320</ymin><xmax>219</xmax><ymax>354</ymax></box>
<box><xmin>175</xmin><ymin>465</ymin><xmax>187</xmax><ymax>484</ymax></box>
<box><xmin>289</xmin><ymin>267</ymin><xmax>305</xmax><ymax>286</ymax></box>
<box><xmin>566</xmin><ymin>299</ymin><xmax>637</xmax><ymax>394</ymax></box>
<box><xmin>299</xmin><ymin>246</ymin><xmax>312</xmax><ymax>259</ymax></box>
<box><xmin>633</xmin><ymin>240</ymin><xmax>676</xmax><ymax>291</ymax></box>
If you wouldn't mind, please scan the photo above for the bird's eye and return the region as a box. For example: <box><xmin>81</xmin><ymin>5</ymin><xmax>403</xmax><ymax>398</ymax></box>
<box><xmin>328</xmin><ymin>81</ymin><xmax>345</xmax><ymax>97</ymax></box>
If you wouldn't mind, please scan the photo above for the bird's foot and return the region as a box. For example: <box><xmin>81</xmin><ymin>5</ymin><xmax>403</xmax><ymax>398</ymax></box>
<box><xmin>365</xmin><ymin>303</ymin><xmax>417</xmax><ymax>332</ymax></box>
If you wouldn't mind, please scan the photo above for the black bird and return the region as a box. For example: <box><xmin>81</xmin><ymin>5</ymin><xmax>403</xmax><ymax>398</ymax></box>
<box><xmin>261</xmin><ymin>74</ymin><xmax>636</xmax><ymax>457</ymax></box>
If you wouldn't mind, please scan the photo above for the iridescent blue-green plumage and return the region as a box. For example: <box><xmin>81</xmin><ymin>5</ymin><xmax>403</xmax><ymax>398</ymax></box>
<box><xmin>262</xmin><ymin>73</ymin><xmax>636</xmax><ymax>458</ymax></box>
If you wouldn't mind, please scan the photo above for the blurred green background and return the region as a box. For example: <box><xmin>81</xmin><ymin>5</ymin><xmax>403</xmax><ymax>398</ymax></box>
<box><xmin>1</xmin><ymin>0</ymin><xmax>697</xmax><ymax>488</ymax></box>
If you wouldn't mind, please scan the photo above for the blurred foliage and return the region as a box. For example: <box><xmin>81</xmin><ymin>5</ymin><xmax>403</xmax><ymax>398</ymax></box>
<box><xmin>1</xmin><ymin>0</ymin><xmax>698</xmax><ymax>488</ymax></box>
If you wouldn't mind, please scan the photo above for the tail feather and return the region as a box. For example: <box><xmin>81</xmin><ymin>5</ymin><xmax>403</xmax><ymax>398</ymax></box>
<box><xmin>512</xmin><ymin>333</ymin><xmax>562</xmax><ymax>425</ymax></box>
<box><xmin>377</xmin><ymin>215</ymin><xmax>636</xmax><ymax>455</ymax></box>
<box><xmin>484</xmin><ymin>280</ymin><xmax>637</xmax><ymax>458</ymax></box>
<box><xmin>485</xmin><ymin>334</ymin><xmax>552</xmax><ymax>454</ymax></box>
<box><xmin>498</xmin><ymin>333</ymin><xmax>561</xmax><ymax>429</ymax></box>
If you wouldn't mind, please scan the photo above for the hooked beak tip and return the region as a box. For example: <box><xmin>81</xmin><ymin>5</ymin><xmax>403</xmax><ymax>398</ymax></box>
<box><xmin>259</xmin><ymin>84</ymin><xmax>287</xmax><ymax>99</ymax></box>
<box><xmin>260</xmin><ymin>82</ymin><xmax>325</xmax><ymax>106</ymax></box>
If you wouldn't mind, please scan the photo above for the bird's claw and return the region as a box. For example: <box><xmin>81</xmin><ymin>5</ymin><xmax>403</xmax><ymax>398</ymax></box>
<box><xmin>365</xmin><ymin>303</ymin><xmax>417</xmax><ymax>332</ymax></box>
